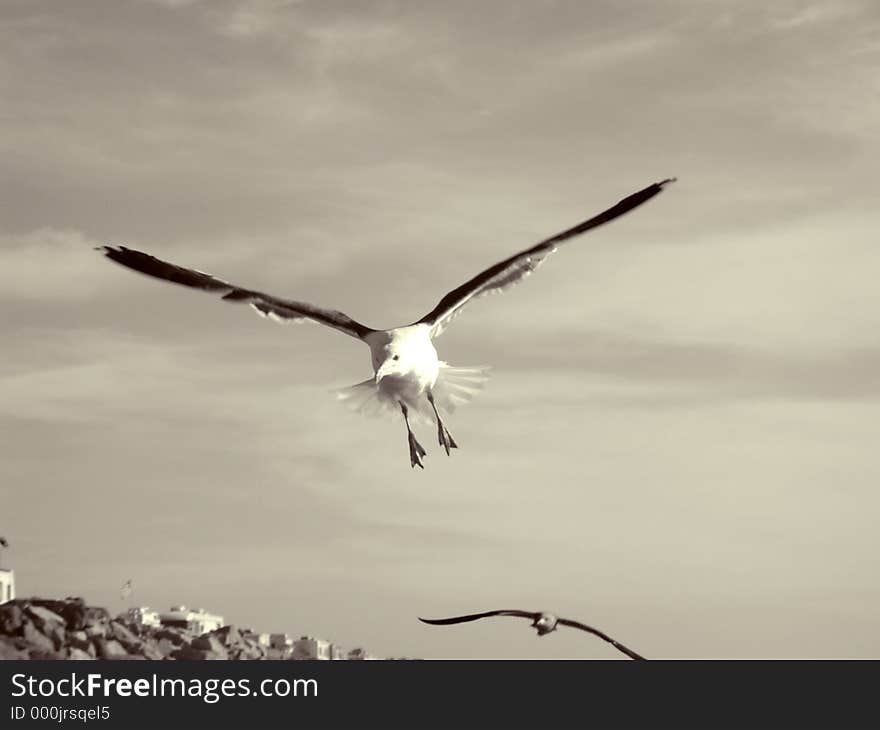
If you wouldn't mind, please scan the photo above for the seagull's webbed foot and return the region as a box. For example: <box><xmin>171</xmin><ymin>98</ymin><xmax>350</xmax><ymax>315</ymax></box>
<box><xmin>437</xmin><ymin>423</ymin><xmax>457</xmax><ymax>455</ymax></box>
<box><xmin>408</xmin><ymin>431</ymin><xmax>427</xmax><ymax>469</ymax></box>
<box><xmin>400</xmin><ymin>401</ymin><xmax>426</xmax><ymax>470</ymax></box>
<box><xmin>427</xmin><ymin>392</ymin><xmax>458</xmax><ymax>456</ymax></box>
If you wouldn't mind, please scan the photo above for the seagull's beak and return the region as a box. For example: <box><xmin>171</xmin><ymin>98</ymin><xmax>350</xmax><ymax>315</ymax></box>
<box><xmin>375</xmin><ymin>362</ymin><xmax>393</xmax><ymax>384</ymax></box>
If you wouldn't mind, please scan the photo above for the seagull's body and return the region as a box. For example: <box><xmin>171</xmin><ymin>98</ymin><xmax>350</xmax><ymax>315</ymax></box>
<box><xmin>367</xmin><ymin>325</ymin><xmax>440</xmax><ymax>400</ymax></box>
<box><xmin>98</xmin><ymin>178</ymin><xmax>675</xmax><ymax>468</ymax></box>
<box><xmin>361</xmin><ymin>324</ymin><xmax>460</xmax><ymax>463</ymax></box>
<box><xmin>418</xmin><ymin>609</ymin><xmax>645</xmax><ymax>659</ymax></box>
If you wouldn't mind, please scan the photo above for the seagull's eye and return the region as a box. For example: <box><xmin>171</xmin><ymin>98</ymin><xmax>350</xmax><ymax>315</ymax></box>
<box><xmin>392</xmin><ymin>355</ymin><xmax>399</xmax><ymax>361</ymax></box>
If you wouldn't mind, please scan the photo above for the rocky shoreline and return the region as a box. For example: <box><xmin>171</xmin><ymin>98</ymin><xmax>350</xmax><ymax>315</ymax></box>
<box><xmin>1</xmin><ymin>597</ymin><xmax>286</xmax><ymax>660</ymax></box>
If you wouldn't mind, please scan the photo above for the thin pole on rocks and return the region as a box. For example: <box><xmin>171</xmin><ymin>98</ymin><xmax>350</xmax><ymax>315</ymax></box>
<box><xmin>119</xmin><ymin>579</ymin><xmax>133</xmax><ymax>614</ymax></box>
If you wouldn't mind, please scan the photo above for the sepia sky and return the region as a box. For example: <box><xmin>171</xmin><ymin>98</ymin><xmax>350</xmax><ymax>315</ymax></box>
<box><xmin>2</xmin><ymin>0</ymin><xmax>880</xmax><ymax>658</ymax></box>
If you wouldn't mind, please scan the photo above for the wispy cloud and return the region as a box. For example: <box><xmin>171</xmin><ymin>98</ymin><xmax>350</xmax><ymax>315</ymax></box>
<box><xmin>770</xmin><ymin>1</ymin><xmax>862</xmax><ymax>29</ymax></box>
<box><xmin>0</xmin><ymin>228</ymin><xmax>115</xmax><ymax>300</ymax></box>
<box><xmin>215</xmin><ymin>0</ymin><xmax>304</xmax><ymax>38</ymax></box>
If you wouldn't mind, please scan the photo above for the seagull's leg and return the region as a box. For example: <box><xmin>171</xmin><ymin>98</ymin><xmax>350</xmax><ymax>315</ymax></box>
<box><xmin>427</xmin><ymin>391</ymin><xmax>458</xmax><ymax>456</ymax></box>
<box><xmin>400</xmin><ymin>402</ymin><xmax>426</xmax><ymax>469</ymax></box>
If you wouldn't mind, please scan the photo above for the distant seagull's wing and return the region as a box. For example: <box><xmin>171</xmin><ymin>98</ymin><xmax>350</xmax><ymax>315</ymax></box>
<box><xmin>98</xmin><ymin>246</ymin><xmax>374</xmax><ymax>340</ymax></box>
<box><xmin>0</xmin><ymin>537</ymin><xmax>7</xmax><ymax>548</ymax></box>
<box><xmin>557</xmin><ymin>617</ymin><xmax>646</xmax><ymax>660</ymax></box>
<box><xmin>414</xmin><ymin>178</ymin><xmax>676</xmax><ymax>336</ymax></box>
<box><xmin>418</xmin><ymin>609</ymin><xmax>539</xmax><ymax>625</ymax></box>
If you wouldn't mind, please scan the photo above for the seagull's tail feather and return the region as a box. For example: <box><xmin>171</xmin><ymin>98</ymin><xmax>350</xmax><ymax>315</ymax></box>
<box><xmin>333</xmin><ymin>364</ymin><xmax>491</xmax><ymax>424</ymax></box>
<box><xmin>334</xmin><ymin>379</ymin><xmax>398</xmax><ymax>420</ymax></box>
<box><xmin>431</xmin><ymin>363</ymin><xmax>492</xmax><ymax>417</ymax></box>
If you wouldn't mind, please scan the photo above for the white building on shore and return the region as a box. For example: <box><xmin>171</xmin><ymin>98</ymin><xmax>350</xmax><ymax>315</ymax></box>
<box><xmin>0</xmin><ymin>569</ymin><xmax>14</xmax><ymax>605</ymax></box>
<box><xmin>159</xmin><ymin>606</ymin><xmax>224</xmax><ymax>634</ymax></box>
<box><xmin>292</xmin><ymin>636</ymin><xmax>332</xmax><ymax>660</ymax></box>
<box><xmin>270</xmin><ymin>633</ymin><xmax>293</xmax><ymax>650</ymax></box>
<box><xmin>122</xmin><ymin>606</ymin><xmax>161</xmax><ymax>627</ymax></box>
<box><xmin>292</xmin><ymin>636</ymin><xmax>374</xmax><ymax>660</ymax></box>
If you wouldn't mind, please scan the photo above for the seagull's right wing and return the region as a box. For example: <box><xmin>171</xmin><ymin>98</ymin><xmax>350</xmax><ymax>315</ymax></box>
<box><xmin>414</xmin><ymin>178</ymin><xmax>675</xmax><ymax>337</ymax></box>
<box><xmin>98</xmin><ymin>246</ymin><xmax>374</xmax><ymax>340</ymax></box>
<box><xmin>418</xmin><ymin>609</ymin><xmax>538</xmax><ymax>626</ymax></box>
<box><xmin>557</xmin><ymin>617</ymin><xmax>646</xmax><ymax>660</ymax></box>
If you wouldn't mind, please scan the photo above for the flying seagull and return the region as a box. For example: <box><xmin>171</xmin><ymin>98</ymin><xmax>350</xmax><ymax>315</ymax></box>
<box><xmin>418</xmin><ymin>609</ymin><xmax>645</xmax><ymax>660</ymax></box>
<box><xmin>119</xmin><ymin>579</ymin><xmax>133</xmax><ymax>601</ymax></box>
<box><xmin>98</xmin><ymin>178</ymin><xmax>674</xmax><ymax>468</ymax></box>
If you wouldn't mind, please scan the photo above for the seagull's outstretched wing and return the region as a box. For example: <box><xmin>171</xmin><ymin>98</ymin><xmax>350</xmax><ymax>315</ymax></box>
<box><xmin>414</xmin><ymin>178</ymin><xmax>676</xmax><ymax>336</ymax></box>
<box><xmin>418</xmin><ymin>609</ymin><xmax>538</xmax><ymax>625</ymax></box>
<box><xmin>557</xmin><ymin>617</ymin><xmax>646</xmax><ymax>660</ymax></box>
<box><xmin>98</xmin><ymin>246</ymin><xmax>374</xmax><ymax>340</ymax></box>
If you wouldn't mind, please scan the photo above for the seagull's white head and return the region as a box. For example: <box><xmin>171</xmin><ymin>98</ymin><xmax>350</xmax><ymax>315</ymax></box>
<box><xmin>531</xmin><ymin>613</ymin><xmax>559</xmax><ymax>636</ymax></box>
<box><xmin>374</xmin><ymin>347</ymin><xmax>405</xmax><ymax>383</ymax></box>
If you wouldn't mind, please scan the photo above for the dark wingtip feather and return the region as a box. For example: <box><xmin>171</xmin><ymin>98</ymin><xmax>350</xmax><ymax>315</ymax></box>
<box><xmin>417</xmin><ymin>616</ymin><xmax>464</xmax><ymax>625</ymax></box>
<box><xmin>96</xmin><ymin>244</ymin><xmax>131</xmax><ymax>258</ymax></box>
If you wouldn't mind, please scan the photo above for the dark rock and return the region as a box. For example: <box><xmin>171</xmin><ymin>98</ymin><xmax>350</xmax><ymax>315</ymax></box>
<box><xmin>199</xmin><ymin>650</ymin><xmax>228</xmax><ymax>660</ymax></box>
<box><xmin>25</xmin><ymin>598</ymin><xmax>109</xmax><ymax>632</ymax></box>
<box><xmin>23</xmin><ymin>622</ymin><xmax>56</xmax><ymax>654</ymax></box>
<box><xmin>230</xmin><ymin>645</ymin><xmax>264</xmax><ymax>660</ymax></box>
<box><xmin>0</xmin><ymin>603</ymin><xmax>24</xmax><ymax>635</ymax></box>
<box><xmin>170</xmin><ymin>645</ymin><xmax>201</xmax><ymax>660</ymax></box>
<box><xmin>156</xmin><ymin>638</ymin><xmax>178</xmax><ymax>658</ymax></box>
<box><xmin>108</xmin><ymin>633</ymin><xmax>162</xmax><ymax>660</ymax></box>
<box><xmin>114</xmin><ymin>618</ymin><xmax>143</xmax><ymax>636</ymax></box>
<box><xmin>210</xmin><ymin>625</ymin><xmax>241</xmax><ymax>647</ymax></box>
<box><xmin>25</xmin><ymin>608</ymin><xmax>67</xmax><ymax>650</ymax></box>
<box><xmin>171</xmin><ymin>645</ymin><xmax>226</xmax><ymax>660</ymax></box>
<box><xmin>0</xmin><ymin>637</ymin><xmax>28</xmax><ymax>659</ymax></box>
<box><xmin>192</xmin><ymin>634</ymin><xmax>227</xmax><ymax>656</ymax></box>
<box><xmin>67</xmin><ymin>630</ymin><xmax>92</xmax><ymax>652</ymax></box>
<box><xmin>28</xmin><ymin>647</ymin><xmax>68</xmax><ymax>660</ymax></box>
<box><xmin>83</xmin><ymin>606</ymin><xmax>110</xmax><ymax>628</ymax></box>
<box><xmin>25</xmin><ymin>605</ymin><xmax>66</xmax><ymax>627</ymax></box>
<box><xmin>138</xmin><ymin>642</ymin><xmax>165</xmax><ymax>661</ymax></box>
<box><xmin>47</xmin><ymin>624</ymin><xmax>67</xmax><ymax>650</ymax></box>
<box><xmin>153</xmin><ymin>627</ymin><xmax>188</xmax><ymax>646</ymax></box>
<box><xmin>29</xmin><ymin>598</ymin><xmax>86</xmax><ymax>631</ymax></box>
<box><xmin>109</xmin><ymin>621</ymin><xmax>140</xmax><ymax>650</ymax></box>
<box><xmin>93</xmin><ymin>638</ymin><xmax>128</xmax><ymax>659</ymax></box>
<box><xmin>67</xmin><ymin>647</ymin><xmax>93</xmax><ymax>660</ymax></box>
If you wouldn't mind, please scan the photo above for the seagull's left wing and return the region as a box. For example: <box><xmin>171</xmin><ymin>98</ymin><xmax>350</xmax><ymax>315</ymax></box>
<box><xmin>98</xmin><ymin>246</ymin><xmax>374</xmax><ymax>340</ymax></box>
<box><xmin>556</xmin><ymin>617</ymin><xmax>646</xmax><ymax>660</ymax></box>
<box><xmin>414</xmin><ymin>178</ymin><xmax>675</xmax><ymax>336</ymax></box>
<box><xmin>418</xmin><ymin>609</ymin><xmax>538</xmax><ymax>626</ymax></box>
